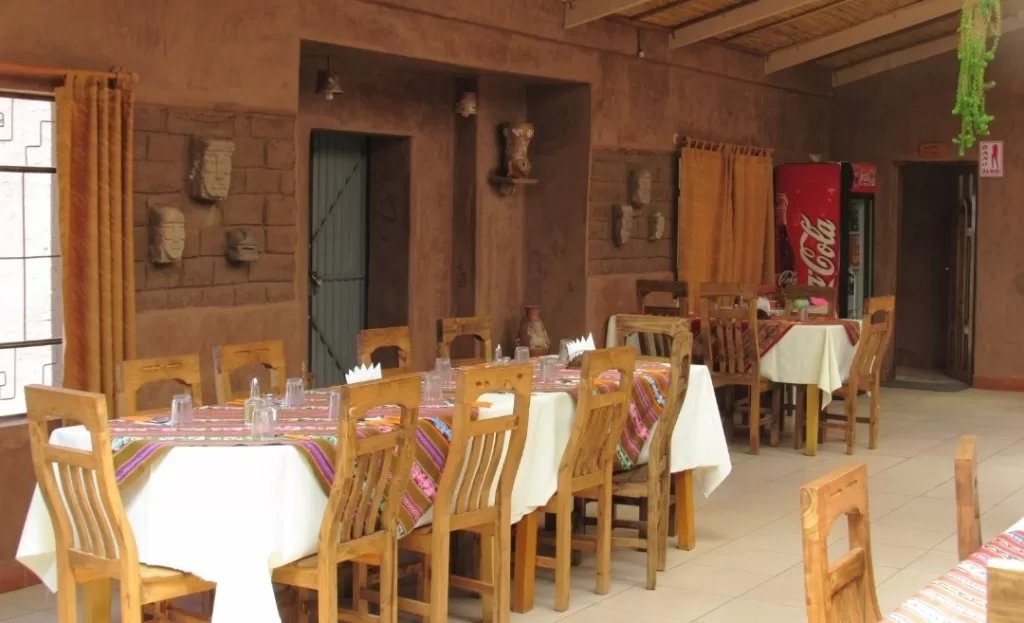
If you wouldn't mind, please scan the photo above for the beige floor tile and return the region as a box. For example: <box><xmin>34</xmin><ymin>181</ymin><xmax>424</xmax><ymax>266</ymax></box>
<box><xmin>688</xmin><ymin>541</ymin><xmax>802</xmax><ymax>576</ymax></box>
<box><xmin>695</xmin><ymin>597</ymin><xmax>807</xmax><ymax>623</ymax></box>
<box><xmin>874</xmin><ymin>496</ymin><xmax>959</xmax><ymax>533</ymax></box>
<box><xmin>598</xmin><ymin>585</ymin><xmax>731</xmax><ymax>621</ymax></box>
<box><xmin>657</xmin><ymin>563</ymin><xmax>774</xmax><ymax>596</ymax></box>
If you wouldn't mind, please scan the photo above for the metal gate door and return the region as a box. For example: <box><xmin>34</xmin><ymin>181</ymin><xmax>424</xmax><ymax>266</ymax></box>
<box><xmin>308</xmin><ymin>132</ymin><xmax>368</xmax><ymax>387</ymax></box>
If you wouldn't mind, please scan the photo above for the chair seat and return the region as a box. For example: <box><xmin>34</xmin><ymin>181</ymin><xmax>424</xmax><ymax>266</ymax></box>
<box><xmin>138</xmin><ymin>565</ymin><xmax>215</xmax><ymax>605</ymax></box>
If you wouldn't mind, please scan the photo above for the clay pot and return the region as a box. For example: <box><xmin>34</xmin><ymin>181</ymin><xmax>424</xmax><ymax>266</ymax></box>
<box><xmin>517</xmin><ymin>305</ymin><xmax>550</xmax><ymax>357</ymax></box>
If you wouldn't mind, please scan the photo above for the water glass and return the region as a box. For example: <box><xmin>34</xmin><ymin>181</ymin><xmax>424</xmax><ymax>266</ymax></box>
<box><xmin>494</xmin><ymin>356</ymin><xmax>511</xmax><ymax>366</ymax></box>
<box><xmin>514</xmin><ymin>346</ymin><xmax>530</xmax><ymax>363</ymax></box>
<box><xmin>285</xmin><ymin>377</ymin><xmax>305</xmax><ymax>408</ymax></box>
<box><xmin>558</xmin><ymin>339</ymin><xmax>572</xmax><ymax>365</ymax></box>
<box><xmin>540</xmin><ymin>356</ymin><xmax>558</xmax><ymax>383</ymax></box>
<box><xmin>251</xmin><ymin>404</ymin><xmax>276</xmax><ymax>439</ymax></box>
<box><xmin>423</xmin><ymin>373</ymin><xmax>443</xmax><ymax>404</ymax></box>
<box><xmin>170</xmin><ymin>393</ymin><xmax>194</xmax><ymax>427</ymax></box>
<box><xmin>328</xmin><ymin>389</ymin><xmax>342</xmax><ymax>421</ymax></box>
<box><xmin>434</xmin><ymin>357</ymin><xmax>453</xmax><ymax>385</ymax></box>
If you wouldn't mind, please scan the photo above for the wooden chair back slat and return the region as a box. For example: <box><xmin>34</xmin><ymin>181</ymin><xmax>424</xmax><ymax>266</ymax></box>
<box><xmin>436</xmin><ymin>364</ymin><xmax>532</xmax><ymax>520</ymax></box>
<box><xmin>988</xmin><ymin>560</ymin><xmax>1024</xmax><ymax>623</ymax></box>
<box><xmin>324</xmin><ymin>375</ymin><xmax>419</xmax><ymax>548</ymax></box>
<box><xmin>801</xmin><ymin>464</ymin><xmax>881</xmax><ymax>623</ymax></box>
<box><xmin>955</xmin><ymin>435</ymin><xmax>982</xmax><ymax>562</ymax></box>
<box><xmin>615</xmin><ymin>313</ymin><xmax>687</xmax><ymax>360</ymax></box>
<box><xmin>698</xmin><ymin>283</ymin><xmax>759</xmax><ymax>383</ymax></box>
<box><xmin>783</xmin><ymin>284</ymin><xmax>838</xmax><ymax>318</ymax></box>
<box><xmin>560</xmin><ymin>347</ymin><xmax>636</xmax><ymax>483</ymax></box>
<box><xmin>849</xmin><ymin>297</ymin><xmax>895</xmax><ymax>387</ymax></box>
<box><xmin>438</xmin><ymin>317</ymin><xmax>493</xmax><ymax>366</ymax></box>
<box><xmin>636</xmin><ymin>280</ymin><xmax>688</xmax><ymax>316</ymax></box>
<box><xmin>25</xmin><ymin>386</ymin><xmax>138</xmax><ymax>572</ymax></box>
<box><xmin>356</xmin><ymin>326</ymin><xmax>413</xmax><ymax>376</ymax></box>
<box><xmin>213</xmin><ymin>340</ymin><xmax>287</xmax><ymax>403</ymax></box>
<box><xmin>115</xmin><ymin>354</ymin><xmax>204</xmax><ymax>418</ymax></box>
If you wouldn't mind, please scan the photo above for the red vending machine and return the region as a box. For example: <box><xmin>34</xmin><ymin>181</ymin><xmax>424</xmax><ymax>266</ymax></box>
<box><xmin>774</xmin><ymin>162</ymin><xmax>876</xmax><ymax>319</ymax></box>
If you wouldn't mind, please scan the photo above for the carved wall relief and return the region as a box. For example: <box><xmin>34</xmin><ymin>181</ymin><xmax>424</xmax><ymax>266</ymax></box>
<box><xmin>188</xmin><ymin>137</ymin><xmax>235</xmax><ymax>202</ymax></box>
<box><xmin>630</xmin><ymin>169</ymin><xmax>652</xmax><ymax>206</ymax></box>
<box><xmin>648</xmin><ymin>211</ymin><xmax>665</xmax><ymax>241</ymax></box>
<box><xmin>613</xmin><ymin>204</ymin><xmax>634</xmax><ymax>247</ymax></box>
<box><xmin>225</xmin><ymin>228</ymin><xmax>260</xmax><ymax>263</ymax></box>
<box><xmin>502</xmin><ymin>122</ymin><xmax>535</xmax><ymax>178</ymax></box>
<box><xmin>148</xmin><ymin>205</ymin><xmax>186</xmax><ymax>264</ymax></box>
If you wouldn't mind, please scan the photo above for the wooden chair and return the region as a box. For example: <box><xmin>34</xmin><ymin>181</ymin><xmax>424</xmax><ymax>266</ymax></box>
<box><xmin>800</xmin><ymin>463</ymin><xmax>881</xmax><ymax>623</ymax></box>
<box><xmin>522</xmin><ymin>347</ymin><xmax>636</xmax><ymax>612</ymax></box>
<box><xmin>581</xmin><ymin>316</ymin><xmax>693</xmax><ymax>589</ymax></box>
<box><xmin>212</xmin><ymin>340</ymin><xmax>287</xmax><ymax>403</ymax></box>
<box><xmin>820</xmin><ymin>295</ymin><xmax>896</xmax><ymax>454</ymax></box>
<box><xmin>955</xmin><ymin>435</ymin><xmax>982</xmax><ymax>562</ymax></box>
<box><xmin>636</xmin><ymin>279</ymin><xmax>688</xmax><ymax>317</ymax></box>
<box><xmin>273</xmin><ymin>374</ymin><xmax>420</xmax><ymax>623</ymax></box>
<box><xmin>381</xmin><ymin>363</ymin><xmax>532</xmax><ymax>623</ymax></box>
<box><xmin>356</xmin><ymin>326</ymin><xmax>413</xmax><ymax>376</ymax></box>
<box><xmin>24</xmin><ymin>385</ymin><xmax>215</xmax><ymax>623</ymax></box>
<box><xmin>783</xmin><ymin>284</ymin><xmax>838</xmax><ymax>318</ymax></box>
<box><xmin>437</xmin><ymin>317</ymin><xmax>493</xmax><ymax>366</ymax></box>
<box><xmin>698</xmin><ymin>282</ymin><xmax>780</xmax><ymax>454</ymax></box>
<box><xmin>115</xmin><ymin>354</ymin><xmax>204</xmax><ymax>418</ymax></box>
<box><xmin>987</xmin><ymin>559</ymin><xmax>1024</xmax><ymax>623</ymax></box>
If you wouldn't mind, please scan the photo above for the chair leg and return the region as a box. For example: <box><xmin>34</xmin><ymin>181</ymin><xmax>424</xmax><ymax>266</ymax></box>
<box><xmin>793</xmin><ymin>386</ymin><xmax>806</xmax><ymax>450</ymax></box>
<box><xmin>554</xmin><ymin>496</ymin><xmax>573</xmax><ymax>611</ymax></box>
<box><xmin>57</xmin><ymin>570</ymin><xmax>77</xmax><ymax>623</ymax></box>
<box><xmin>380</xmin><ymin>538</ymin><xmax>399</xmax><ymax>623</ymax></box>
<box><xmin>769</xmin><ymin>387</ymin><xmax>782</xmax><ymax>447</ymax></box>
<box><xmin>596</xmin><ymin>483</ymin><xmax>613</xmax><ymax>596</ymax></box>
<box><xmin>121</xmin><ymin>585</ymin><xmax>142</xmax><ymax>623</ymax></box>
<box><xmin>353</xmin><ymin>563</ymin><xmax>369</xmax><ymax>615</ymax></box>
<box><xmin>481</xmin><ymin>533</ymin><xmax>495</xmax><ymax>622</ymax></box>
<box><xmin>297</xmin><ymin>588</ymin><xmax>312</xmax><ymax>623</ymax></box>
<box><xmin>429</xmin><ymin>532</ymin><xmax>451</xmax><ymax>623</ymax></box>
<box><xmin>417</xmin><ymin>554</ymin><xmax>431</xmax><ymax>622</ymax></box>
<box><xmin>658</xmin><ymin>470</ymin><xmax>671</xmax><ymax>571</ymax></box>
<box><xmin>749</xmin><ymin>385</ymin><xmax>761</xmax><ymax>454</ymax></box>
<box><xmin>317</xmin><ymin>555</ymin><xmax>340</xmax><ymax>623</ymax></box>
<box><xmin>638</xmin><ymin>498</ymin><xmax>648</xmax><ymax>540</ymax></box>
<box><xmin>869</xmin><ymin>378</ymin><xmax>881</xmax><ymax>449</ymax></box>
<box><xmin>495</xmin><ymin>515</ymin><xmax>513</xmax><ymax>623</ymax></box>
<box><xmin>846</xmin><ymin>389</ymin><xmax>858</xmax><ymax>456</ymax></box>
<box><xmin>644</xmin><ymin>483</ymin><xmax>659</xmax><ymax>590</ymax></box>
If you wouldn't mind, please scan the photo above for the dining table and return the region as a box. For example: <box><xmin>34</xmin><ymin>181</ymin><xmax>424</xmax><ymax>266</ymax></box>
<box><xmin>882</xmin><ymin>519</ymin><xmax>1024</xmax><ymax>622</ymax></box>
<box><xmin>607</xmin><ymin>313</ymin><xmax>860</xmax><ymax>456</ymax></box>
<box><xmin>16</xmin><ymin>359</ymin><xmax>728</xmax><ymax>623</ymax></box>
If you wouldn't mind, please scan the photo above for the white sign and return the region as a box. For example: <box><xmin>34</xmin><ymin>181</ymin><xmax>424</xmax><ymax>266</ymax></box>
<box><xmin>980</xmin><ymin>141</ymin><xmax>1004</xmax><ymax>177</ymax></box>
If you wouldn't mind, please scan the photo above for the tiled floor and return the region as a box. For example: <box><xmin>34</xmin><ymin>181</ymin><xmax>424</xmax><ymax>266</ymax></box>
<box><xmin>6</xmin><ymin>387</ymin><xmax>1024</xmax><ymax>622</ymax></box>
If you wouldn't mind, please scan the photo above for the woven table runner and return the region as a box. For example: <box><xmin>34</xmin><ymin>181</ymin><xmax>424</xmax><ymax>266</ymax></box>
<box><xmin>883</xmin><ymin>530</ymin><xmax>1024</xmax><ymax>622</ymax></box>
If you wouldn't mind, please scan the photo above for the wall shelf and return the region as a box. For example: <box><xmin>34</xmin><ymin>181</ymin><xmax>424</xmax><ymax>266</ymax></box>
<box><xmin>488</xmin><ymin>174</ymin><xmax>538</xmax><ymax>196</ymax></box>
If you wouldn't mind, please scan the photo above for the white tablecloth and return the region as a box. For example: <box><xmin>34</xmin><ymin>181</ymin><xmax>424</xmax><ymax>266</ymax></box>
<box><xmin>16</xmin><ymin>366</ymin><xmax>727</xmax><ymax>623</ymax></box>
<box><xmin>607</xmin><ymin>315</ymin><xmax>857</xmax><ymax>408</ymax></box>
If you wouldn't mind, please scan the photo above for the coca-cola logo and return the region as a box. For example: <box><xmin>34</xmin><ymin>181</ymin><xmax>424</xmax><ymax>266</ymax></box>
<box><xmin>799</xmin><ymin>215</ymin><xmax>837</xmax><ymax>287</ymax></box>
<box><xmin>853</xmin><ymin>164</ymin><xmax>877</xmax><ymax>191</ymax></box>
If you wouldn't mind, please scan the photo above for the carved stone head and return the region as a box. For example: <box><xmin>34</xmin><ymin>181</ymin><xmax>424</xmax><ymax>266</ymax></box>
<box><xmin>188</xmin><ymin>137</ymin><xmax>235</xmax><ymax>202</ymax></box>
<box><xmin>148</xmin><ymin>205</ymin><xmax>186</xmax><ymax>264</ymax></box>
<box><xmin>631</xmin><ymin>169</ymin><xmax>652</xmax><ymax>206</ymax></box>
<box><xmin>225</xmin><ymin>228</ymin><xmax>260</xmax><ymax>263</ymax></box>
<box><xmin>648</xmin><ymin>211</ymin><xmax>665</xmax><ymax>241</ymax></box>
<box><xmin>613</xmin><ymin>204</ymin><xmax>634</xmax><ymax>247</ymax></box>
<box><xmin>503</xmin><ymin>122</ymin><xmax>535</xmax><ymax>179</ymax></box>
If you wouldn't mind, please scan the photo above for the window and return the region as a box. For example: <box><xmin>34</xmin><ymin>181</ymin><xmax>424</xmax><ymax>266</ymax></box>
<box><xmin>0</xmin><ymin>94</ymin><xmax>61</xmax><ymax>417</ymax></box>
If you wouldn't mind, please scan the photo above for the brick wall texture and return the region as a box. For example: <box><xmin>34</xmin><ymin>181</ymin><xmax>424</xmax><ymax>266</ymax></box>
<box><xmin>132</xmin><ymin>105</ymin><xmax>297</xmax><ymax>311</ymax></box>
<box><xmin>588</xmin><ymin>149</ymin><xmax>677</xmax><ymax>276</ymax></box>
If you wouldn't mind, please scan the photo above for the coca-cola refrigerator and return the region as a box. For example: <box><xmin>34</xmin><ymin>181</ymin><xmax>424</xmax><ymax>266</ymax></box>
<box><xmin>774</xmin><ymin>162</ymin><xmax>877</xmax><ymax>319</ymax></box>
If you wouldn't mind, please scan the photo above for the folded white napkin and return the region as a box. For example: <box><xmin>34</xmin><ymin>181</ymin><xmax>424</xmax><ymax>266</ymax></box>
<box><xmin>757</xmin><ymin>297</ymin><xmax>771</xmax><ymax>314</ymax></box>
<box><xmin>566</xmin><ymin>333</ymin><xmax>596</xmax><ymax>362</ymax></box>
<box><xmin>345</xmin><ymin>363</ymin><xmax>382</xmax><ymax>384</ymax></box>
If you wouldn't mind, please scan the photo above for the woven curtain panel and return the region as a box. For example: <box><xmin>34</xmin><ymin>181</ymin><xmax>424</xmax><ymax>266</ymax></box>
<box><xmin>56</xmin><ymin>72</ymin><xmax>137</xmax><ymax>414</ymax></box>
<box><xmin>678</xmin><ymin>147</ymin><xmax>732</xmax><ymax>309</ymax></box>
<box><xmin>731</xmin><ymin>153</ymin><xmax>775</xmax><ymax>284</ymax></box>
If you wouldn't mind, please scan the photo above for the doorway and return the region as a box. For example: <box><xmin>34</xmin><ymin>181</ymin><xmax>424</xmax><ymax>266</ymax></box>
<box><xmin>894</xmin><ymin>162</ymin><xmax>977</xmax><ymax>388</ymax></box>
<box><xmin>308</xmin><ymin>131</ymin><xmax>411</xmax><ymax>387</ymax></box>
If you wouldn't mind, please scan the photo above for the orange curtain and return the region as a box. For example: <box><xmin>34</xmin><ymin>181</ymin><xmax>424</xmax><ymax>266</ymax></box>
<box><xmin>56</xmin><ymin>71</ymin><xmax>137</xmax><ymax>414</ymax></box>
<box><xmin>677</xmin><ymin>140</ymin><xmax>775</xmax><ymax>307</ymax></box>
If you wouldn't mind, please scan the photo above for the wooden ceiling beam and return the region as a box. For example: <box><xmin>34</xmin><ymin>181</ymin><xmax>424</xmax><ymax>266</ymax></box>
<box><xmin>765</xmin><ymin>0</ymin><xmax>961</xmax><ymax>73</ymax></box>
<box><xmin>831</xmin><ymin>10</ymin><xmax>1024</xmax><ymax>86</ymax></box>
<box><xmin>564</xmin><ymin>0</ymin><xmax>653</xmax><ymax>28</ymax></box>
<box><xmin>668</xmin><ymin>0</ymin><xmax>818</xmax><ymax>48</ymax></box>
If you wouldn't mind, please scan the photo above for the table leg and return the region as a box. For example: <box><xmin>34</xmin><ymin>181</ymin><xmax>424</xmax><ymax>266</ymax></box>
<box><xmin>83</xmin><ymin>578</ymin><xmax>112</xmax><ymax>623</ymax></box>
<box><xmin>804</xmin><ymin>384</ymin><xmax>820</xmax><ymax>457</ymax></box>
<box><xmin>674</xmin><ymin>470</ymin><xmax>695</xmax><ymax>551</ymax></box>
<box><xmin>512</xmin><ymin>510</ymin><xmax>537</xmax><ymax>613</ymax></box>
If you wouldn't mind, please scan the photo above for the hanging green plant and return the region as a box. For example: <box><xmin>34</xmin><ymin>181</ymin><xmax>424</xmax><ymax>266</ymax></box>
<box><xmin>952</xmin><ymin>0</ymin><xmax>1002</xmax><ymax>154</ymax></box>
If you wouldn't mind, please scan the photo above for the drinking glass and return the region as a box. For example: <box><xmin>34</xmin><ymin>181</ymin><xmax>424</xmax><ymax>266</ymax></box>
<box><xmin>558</xmin><ymin>339</ymin><xmax>572</xmax><ymax>365</ymax></box>
<box><xmin>494</xmin><ymin>356</ymin><xmax>511</xmax><ymax>366</ymax></box>
<box><xmin>434</xmin><ymin>357</ymin><xmax>453</xmax><ymax>385</ymax></box>
<box><xmin>285</xmin><ymin>378</ymin><xmax>305</xmax><ymax>408</ymax></box>
<box><xmin>514</xmin><ymin>346</ymin><xmax>530</xmax><ymax>363</ymax></box>
<box><xmin>423</xmin><ymin>373</ymin><xmax>443</xmax><ymax>404</ymax></box>
<box><xmin>328</xmin><ymin>389</ymin><xmax>342</xmax><ymax>421</ymax></box>
<box><xmin>170</xmin><ymin>393</ymin><xmax>194</xmax><ymax>427</ymax></box>
<box><xmin>540</xmin><ymin>356</ymin><xmax>558</xmax><ymax>383</ymax></box>
<box><xmin>251</xmin><ymin>404</ymin><xmax>276</xmax><ymax>440</ymax></box>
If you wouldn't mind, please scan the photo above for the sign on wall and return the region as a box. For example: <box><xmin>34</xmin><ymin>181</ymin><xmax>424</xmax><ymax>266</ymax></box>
<box><xmin>979</xmin><ymin>141</ymin><xmax>1004</xmax><ymax>177</ymax></box>
<box><xmin>918</xmin><ymin>142</ymin><xmax>950</xmax><ymax>159</ymax></box>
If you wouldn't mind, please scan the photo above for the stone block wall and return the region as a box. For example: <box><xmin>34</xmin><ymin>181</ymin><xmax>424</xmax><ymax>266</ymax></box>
<box><xmin>132</xmin><ymin>105</ymin><xmax>297</xmax><ymax>311</ymax></box>
<box><xmin>587</xmin><ymin>149</ymin><xmax>677</xmax><ymax>275</ymax></box>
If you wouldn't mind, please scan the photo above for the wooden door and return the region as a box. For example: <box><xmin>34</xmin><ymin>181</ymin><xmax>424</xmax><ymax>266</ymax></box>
<box><xmin>946</xmin><ymin>170</ymin><xmax>977</xmax><ymax>383</ymax></box>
